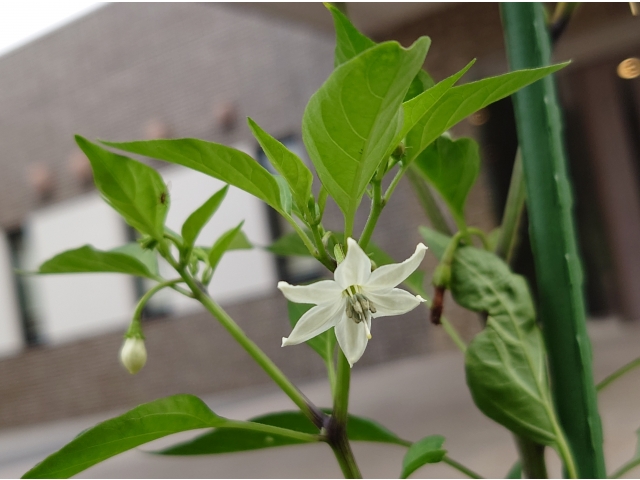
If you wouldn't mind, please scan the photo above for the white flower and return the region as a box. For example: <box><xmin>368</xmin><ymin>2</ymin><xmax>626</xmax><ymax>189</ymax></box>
<box><xmin>279</xmin><ymin>238</ymin><xmax>427</xmax><ymax>367</ymax></box>
<box><xmin>120</xmin><ymin>337</ymin><xmax>147</xmax><ymax>374</ymax></box>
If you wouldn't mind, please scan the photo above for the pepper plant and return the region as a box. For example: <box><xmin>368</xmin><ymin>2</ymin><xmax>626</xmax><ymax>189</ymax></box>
<box><xmin>21</xmin><ymin>3</ymin><xmax>638</xmax><ymax>479</ymax></box>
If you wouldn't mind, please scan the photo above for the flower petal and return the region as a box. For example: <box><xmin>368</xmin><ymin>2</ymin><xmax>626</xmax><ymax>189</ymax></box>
<box><xmin>366</xmin><ymin>243</ymin><xmax>427</xmax><ymax>290</ymax></box>
<box><xmin>335</xmin><ymin>313</ymin><xmax>369</xmax><ymax>367</ymax></box>
<box><xmin>365</xmin><ymin>288</ymin><xmax>425</xmax><ymax>318</ymax></box>
<box><xmin>282</xmin><ymin>300</ymin><xmax>344</xmax><ymax>346</ymax></box>
<box><xmin>334</xmin><ymin>238</ymin><xmax>371</xmax><ymax>289</ymax></box>
<box><xmin>278</xmin><ymin>280</ymin><xmax>343</xmax><ymax>305</ymax></box>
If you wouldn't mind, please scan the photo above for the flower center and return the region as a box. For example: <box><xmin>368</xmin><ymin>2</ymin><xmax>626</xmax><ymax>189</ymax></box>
<box><xmin>344</xmin><ymin>287</ymin><xmax>375</xmax><ymax>339</ymax></box>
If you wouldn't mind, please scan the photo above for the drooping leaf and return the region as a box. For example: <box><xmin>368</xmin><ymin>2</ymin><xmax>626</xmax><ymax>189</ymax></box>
<box><xmin>400</xmin><ymin>435</ymin><xmax>447</xmax><ymax>479</ymax></box>
<box><xmin>302</xmin><ymin>38</ymin><xmax>430</xmax><ymax>220</ymax></box>
<box><xmin>287</xmin><ymin>301</ymin><xmax>335</xmax><ymax>362</ymax></box>
<box><xmin>404</xmin><ymin>63</ymin><xmax>569</xmax><ymax>164</ymax></box>
<box><xmin>102</xmin><ymin>139</ymin><xmax>283</xmax><ymax>213</ymax></box>
<box><xmin>158</xmin><ymin>410</ymin><xmax>406</xmax><ymax>455</ymax></box>
<box><xmin>451</xmin><ymin>246</ymin><xmax>559</xmax><ymax>446</ymax></box>
<box><xmin>267</xmin><ymin>231</ymin><xmax>314</xmax><ymax>257</ymax></box>
<box><xmin>22</xmin><ymin>395</ymin><xmax>225</xmax><ymax>479</ymax></box>
<box><xmin>208</xmin><ymin>221</ymin><xmax>245</xmax><ymax>271</ymax></box>
<box><xmin>181</xmin><ymin>185</ymin><xmax>229</xmax><ymax>248</ymax></box>
<box><xmin>325</xmin><ymin>2</ymin><xmax>375</xmax><ymax>67</ymax></box>
<box><xmin>76</xmin><ymin>136</ymin><xmax>168</xmax><ymax>239</ymax></box>
<box><xmin>248</xmin><ymin>118</ymin><xmax>313</xmax><ymax>215</ymax></box>
<box><xmin>36</xmin><ymin>245</ymin><xmax>156</xmax><ymax>279</ymax></box>
<box><xmin>418</xmin><ymin>226</ymin><xmax>451</xmax><ymax>261</ymax></box>
<box><xmin>413</xmin><ymin>136</ymin><xmax>480</xmax><ymax>227</ymax></box>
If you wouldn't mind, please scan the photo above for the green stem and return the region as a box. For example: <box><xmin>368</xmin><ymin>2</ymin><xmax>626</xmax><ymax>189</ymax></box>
<box><xmin>176</xmin><ymin>265</ymin><xmax>323</xmax><ymax>427</ymax></box>
<box><xmin>495</xmin><ymin>150</ymin><xmax>526</xmax><ymax>263</ymax></box>
<box><xmin>223</xmin><ymin>420</ymin><xmax>321</xmax><ymax>443</ymax></box>
<box><xmin>467</xmin><ymin>227</ymin><xmax>491</xmax><ymax>251</ymax></box>
<box><xmin>132</xmin><ymin>279</ymin><xmax>183</xmax><ymax>325</ymax></box>
<box><xmin>383</xmin><ymin>163</ymin><xmax>410</xmax><ymax>204</ymax></box>
<box><xmin>284</xmin><ymin>214</ymin><xmax>318</xmax><ymax>258</ymax></box>
<box><xmin>554</xmin><ymin>427</ymin><xmax>579</xmax><ymax>479</ymax></box>
<box><xmin>406</xmin><ymin>167</ymin><xmax>453</xmax><ymax>235</ymax></box>
<box><xmin>442</xmin><ymin>456</ymin><xmax>484</xmax><ymax>479</ymax></box>
<box><xmin>359</xmin><ymin>179</ymin><xmax>383</xmax><ymax>250</ymax></box>
<box><xmin>330</xmin><ymin>350</ymin><xmax>362</xmax><ymax>479</ymax></box>
<box><xmin>311</xmin><ymin>223</ymin><xmax>337</xmax><ymax>271</ymax></box>
<box><xmin>596</xmin><ymin>356</ymin><xmax>640</xmax><ymax>392</ymax></box>
<box><xmin>502</xmin><ymin>4</ymin><xmax>606</xmax><ymax>477</ymax></box>
<box><xmin>611</xmin><ymin>458</ymin><xmax>640</xmax><ymax>479</ymax></box>
<box><xmin>514</xmin><ymin>435</ymin><xmax>548</xmax><ymax>479</ymax></box>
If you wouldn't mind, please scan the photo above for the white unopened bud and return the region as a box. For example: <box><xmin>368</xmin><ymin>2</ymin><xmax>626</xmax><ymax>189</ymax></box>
<box><xmin>119</xmin><ymin>337</ymin><xmax>147</xmax><ymax>374</ymax></box>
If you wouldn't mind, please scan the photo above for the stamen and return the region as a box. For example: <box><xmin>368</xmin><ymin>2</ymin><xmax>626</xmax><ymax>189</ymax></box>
<box><xmin>363</xmin><ymin>320</ymin><xmax>372</xmax><ymax>339</ymax></box>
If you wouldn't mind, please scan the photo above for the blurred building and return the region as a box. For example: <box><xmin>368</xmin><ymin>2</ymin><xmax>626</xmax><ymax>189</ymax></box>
<box><xmin>0</xmin><ymin>2</ymin><xmax>638</xmax><ymax>428</ymax></box>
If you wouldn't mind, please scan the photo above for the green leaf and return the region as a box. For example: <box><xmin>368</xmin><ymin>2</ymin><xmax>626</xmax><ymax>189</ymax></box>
<box><xmin>102</xmin><ymin>139</ymin><xmax>283</xmax><ymax>213</ymax></box>
<box><xmin>405</xmin><ymin>63</ymin><xmax>569</xmax><ymax>164</ymax></box>
<box><xmin>111</xmin><ymin>242</ymin><xmax>159</xmax><ymax>277</ymax></box>
<box><xmin>413</xmin><ymin>136</ymin><xmax>480</xmax><ymax>227</ymax></box>
<box><xmin>267</xmin><ymin>231</ymin><xmax>313</xmax><ymax>257</ymax></box>
<box><xmin>418</xmin><ymin>226</ymin><xmax>451</xmax><ymax>261</ymax></box>
<box><xmin>404</xmin><ymin>69</ymin><xmax>436</xmax><ymax>102</ymax></box>
<box><xmin>274</xmin><ymin>175</ymin><xmax>293</xmax><ymax>215</ymax></box>
<box><xmin>181</xmin><ymin>185</ymin><xmax>229</xmax><ymax>248</ymax></box>
<box><xmin>208</xmin><ymin>221</ymin><xmax>245</xmax><ymax>271</ymax></box>
<box><xmin>401</xmin><ymin>60</ymin><xmax>475</xmax><ymax>140</ymax></box>
<box><xmin>22</xmin><ymin>395</ymin><xmax>225</xmax><ymax>479</ymax></box>
<box><xmin>302</xmin><ymin>38</ymin><xmax>430</xmax><ymax>220</ymax></box>
<box><xmin>287</xmin><ymin>301</ymin><xmax>335</xmax><ymax>362</ymax></box>
<box><xmin>400</xmin><ymin>435</ymin><xmax>447</xmax><ymax>479</ymax></box>
<box><xmin>226</xmin><ymin>229</ymin><xmax>252</xmax><ymax>251</ymax></box>
<box><xmin>36</xmin><ymin>245</ymin><xmax>156</xmax><ymax>279</ymax></box>
<box><xmin>325</xmin><ymin>2</ymin><xmax>375</xmax><ymax>67</ymax></box>
<box><xmin>248</xmin><ymin>118</ymin><xmax>313</xmax><ymax>215</ymax></box>
<box><xmin>158</xmin><ymin>410</ymin><xmax>406</xmax><ymax>455</ymax></box>
<box><xmin>76</xmin><ymin>136</ymin><xmax>168</xmax><ymax>239</ymax></box>
<box><xmin>451</xmin><ymin>246</ymin><xmax>559</xmax><ymax>446</ymax></box>
<box><xmin>506</xmin><ymin>461</ymin><xmax>522</xmax><ymax>479</ymax></box>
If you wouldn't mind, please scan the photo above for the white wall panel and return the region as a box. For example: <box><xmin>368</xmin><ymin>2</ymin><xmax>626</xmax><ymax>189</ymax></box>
<box><xmin>26</xmin><ymin>192</ymin><xmax>136</xmax><ymax>345</ymax></box>
<box><xmin>0</xmin><ymin>231</ymin><xmax>24</xmax><ymax>356</ymax></box>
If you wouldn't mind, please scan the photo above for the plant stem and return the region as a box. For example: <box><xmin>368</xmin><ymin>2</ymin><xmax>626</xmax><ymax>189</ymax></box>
<box><xmin>514</xmin><ymin>435</ymin><xmax>548</xmax><ymax>479</ymax></box>
<box><xmin>383</xmin><ymin>163</ymin><xmax>410</xmax><ymax>204</ymax></box>
<box><xmin>284</xmin><ymin>213</ymin><xmax>318</xmax><ymax>257</ymax></box>
<box><xmin>311</xmin><ymin>222</ymin><xmax>337</xmax><ymax>271</ymax></box>
<box><xmin>176</xmin><ymin>265</ymin><xmax>324</xmax><ymax>428</ymax></box>
<box><xmin>329</xmin><ymin>350</ymin><xmax>362</xmax><ymax>478</ymax></box>
<box><xmin>611</xmin><ymin>458</ymin><xmax>640</xmax><ymax>479</ymax></box>
<box><xmin>359</xmin><ymin>179</ymin><xmax>383</xmax><ymax>250</ymax></box>
<box><xmin>223</xmin><ymin>420</ymin><xmax>320</xmax><ymax>443</ymax></box>
<box><xmin>442</xmin><ymin>456</ymin><xmax>484</xmax><ymax>479</ymax></box>
<box><xmin>406</xmin><ymin>167</ymin><xmax>453</xmax><ymax>235</ymax></box>
<box><xmin>495</xmin><ymin>150</ymin><xmax>526</xmax><ymax>263</ymax></box>
<box><xmin>467</xmin><ymin>227</ymin><xmax>491</xmax><ymax>251</ymax></box>
<box><xmin>596</xmin><ymin>356</ymin><xmax>640</xmax><ymax>392</ymax></box>
<box><xmin>502</xmin><ymin>4</ymin><xmax>606</xmax><ymax>477</ymax></box>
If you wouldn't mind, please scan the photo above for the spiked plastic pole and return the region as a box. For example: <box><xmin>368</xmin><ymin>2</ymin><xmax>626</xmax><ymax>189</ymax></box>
<box><xmin>501</xmin><ymin>3</ymin><xmax>606</xmax><ymax>478</ymax></box>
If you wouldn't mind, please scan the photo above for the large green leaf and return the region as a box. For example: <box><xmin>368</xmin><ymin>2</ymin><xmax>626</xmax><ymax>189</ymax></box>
<box><xmin>302</xmin><ymin>38</ymin><xmax>430</xmax><ymax>219</ymax></box>
<box><xmin>248</xmin><ymin>118</ymin><xmax>313</xmax><ymax>215</ymax></box>
<box><xmin>102</xmin><ymin>139</ymin><xmax>283</xmax><ymax>213</ymax></box>
<box><xmin>76</xmin><ymin>136</ymin><xmax>168</xmax><ymax>239</ymax></box>
<box><xmin>326</xmin><ymin>2</ymin><xmax>375</xmax><ymax>67</ymax></box>
<box><xmin>181</xmin><ymin>185</ymin><xmax>229</xmax><ymax>248</ymax></box>
<box><xmin>413</xmin><ymin>136</ymin><xmax>480</xmax><ymax>227</ymax></box>
<box><xmin>400</xmin><ymin>435</ymin><xmax>447</xmax><ymax>479</ymax></box>
<box><xmin>159</xmin><ymin>410</ymin><xmax>406</xmax><ymax>455</ymax></box>
<box><xmin>287</xmin><ymin>301</ymin><xmax>335</xmax><ymax>363</ymax></box>
<box><xmin>111</xmin><ymin>242</ymin><xmax>159</xmax><ymax>277</ymax></box>
<box><xmin>36</xmin><ymin>245</ymin><xmax>156</xmax><ymax>279</ymax></box>
<box><xmin>22</xmin><ymin>395</ymin><xmax>225</xmax><ymax>479</ymax></box>
<box><xmin>451</xmin><ymin>246</ymin><xmax>559</xmax><ymax>446</ymax></box>
<box><xmin>405</xmin><ymin>63</ymin><xmax>569</xmax><ymax>164</ymax></box>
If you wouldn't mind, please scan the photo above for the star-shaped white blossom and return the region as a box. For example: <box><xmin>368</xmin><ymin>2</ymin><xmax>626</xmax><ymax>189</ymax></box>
<box><xmin>279</xmin><ymin>238</ymin><xmax>427</xmax><ymax>366</ymax></box>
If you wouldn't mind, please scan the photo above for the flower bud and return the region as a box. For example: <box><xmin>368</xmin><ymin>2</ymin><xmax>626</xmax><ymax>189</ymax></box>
<box><xmin>119</xmin><ymin>337</ymin><xmax>147</xmax><ymax>374</ymax></box>
<box><xmin>432</xmin><ymin>263</ymin><xmax>452</xmax><ymax>289</ymax></box>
